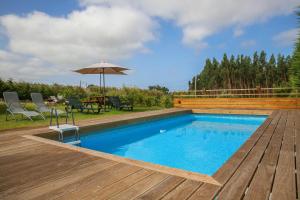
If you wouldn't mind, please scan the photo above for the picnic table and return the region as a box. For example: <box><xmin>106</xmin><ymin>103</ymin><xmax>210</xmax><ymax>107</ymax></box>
<box><xmin>82</xmin><ymin>96</ymin><xmax>110</xmax><ymax>113</ymax></box>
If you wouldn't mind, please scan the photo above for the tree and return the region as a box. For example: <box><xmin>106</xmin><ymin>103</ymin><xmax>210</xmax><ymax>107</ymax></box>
<box><xmin>290</xmin><ymin>8</ymin><xmax>300</xmax><ymax>88</ymax></box>
<box><xmin>148</xmin><ymin>85</ymin><xmax>169</xmax><ymax>94</ymax></box>
<box><xmin>189</xmin><ymin>51</ymin><xmax>291</xmax><ymax>90</ymax></box>
<box><xmin>267</xmin><ymin>54</ymin><xmax>276</xmax><ymax>87</ymax></box>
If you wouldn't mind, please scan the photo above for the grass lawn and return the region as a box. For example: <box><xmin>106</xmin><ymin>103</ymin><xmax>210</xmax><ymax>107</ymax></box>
<box><xmin>0</xmin><ymin>103</ymin><xmax>164</xmax><ymax>131</ymax></box>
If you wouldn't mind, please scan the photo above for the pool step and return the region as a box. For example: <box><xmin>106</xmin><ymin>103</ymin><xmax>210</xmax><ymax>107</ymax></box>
<box><xmin>66</xmin><ymin>140</ymin><xmax>81</xmax><ymax>145</ymax></box>
<box><xmin>49</xmin><ymin>108</ymin><xmax>80</xmax><ymax>142</ymax></box>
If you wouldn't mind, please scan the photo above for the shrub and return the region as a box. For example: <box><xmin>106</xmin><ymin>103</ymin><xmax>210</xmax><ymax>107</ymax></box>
<box><xmin>0</xmin><ymin>79</ymin><xmax>173</xmax><ymax>108</ymax></box>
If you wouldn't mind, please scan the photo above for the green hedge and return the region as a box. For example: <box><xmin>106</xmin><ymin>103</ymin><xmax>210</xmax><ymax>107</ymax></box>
<box><xmin>0</xmin><ymin>79</ymin><xmax>172</xmax><ymax>108</ymax></box>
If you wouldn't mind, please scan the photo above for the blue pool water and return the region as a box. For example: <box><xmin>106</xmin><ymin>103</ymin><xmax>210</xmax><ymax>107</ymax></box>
<box><xmin>67</xmin><ymin>114</ymin><xmax>267</xmax><ymax>175</ymax></box>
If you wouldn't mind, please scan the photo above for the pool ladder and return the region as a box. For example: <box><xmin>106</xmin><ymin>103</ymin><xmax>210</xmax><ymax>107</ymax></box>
<box><xmin>49</xmin><ymin>108</ymin><xmax>80</xmax><ymax>143</ymax></box>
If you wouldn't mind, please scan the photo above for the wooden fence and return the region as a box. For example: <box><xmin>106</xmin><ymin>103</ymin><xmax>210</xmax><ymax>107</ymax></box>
<box><xmin>173</xmin><ymin>87</ymin><xmax>300</xmax><ymax>98</ymax></box>
<box><xmin>173</xmin><ymin>98</ymin><xmax>300</xmax><ymax>109</ymax></box>
<box><xmin>173</xmin><ymin>87</ymin><xmax>300</xmax><ymax>109</ymax></box>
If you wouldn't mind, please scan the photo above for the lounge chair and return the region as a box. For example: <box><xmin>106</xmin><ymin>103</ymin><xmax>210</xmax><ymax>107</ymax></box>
<box><xmin>67</xmin><ymin>97</ymin><xmax>95</xmax><ymax>113</ymax></box>
<box><xmin>109</xmin><ymin>96</ymin><xmax>133</xmax><ymax>111</ymax></box>
<box><xmin>3</xmin><ymin>91</ymin><xmax>43</xmax><ymax>121</ymax></box>
<box><xmin>31</xmin><ymin>93</ymin><xmax>65</xmax><ymax>119</ymax></box>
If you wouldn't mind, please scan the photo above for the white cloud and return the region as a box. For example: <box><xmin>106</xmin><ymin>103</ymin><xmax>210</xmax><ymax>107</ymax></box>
<box><xmin>2</xmin><ymin>7</ymin><xmax>155</xmax><ymax>64</ymax></box>
<box><xmin>273</xmin><ymin>28</ymin><xmax>298</xmax><ymax>46</ymax></box>
<box><xmin>79</xmin><ymin>0</ymin><xmax>299</xmax><ymax>47</ymax></box>
<box><xmin>0</xmin><ymin>50</ymin><xmax>60</xmax><ymax>80</ymax></box>
<box><xmin>233</xmin><ymin>27</ymin><xmax>244</xmax><ymax>37</ymax></box>
<box><xmin>241</xmin><ymin>39</ymin><xmax>256</xmax><ymax>48</ymax></box>
<box><xmin>0</xmin><ymin>6</ymin><xmax>156</xmax><ymax>80</ymax></box>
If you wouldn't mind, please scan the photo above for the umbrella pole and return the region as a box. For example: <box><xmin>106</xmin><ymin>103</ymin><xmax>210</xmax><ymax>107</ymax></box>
<box><xmin>99</xmin><ymin>73</ymin><xmax>102</xmax><ymax>95</ymax></box>
<box><xmin>103</xmin><ymin>68</ymin><xmax>106</xmax><ymax>111</ymax></box>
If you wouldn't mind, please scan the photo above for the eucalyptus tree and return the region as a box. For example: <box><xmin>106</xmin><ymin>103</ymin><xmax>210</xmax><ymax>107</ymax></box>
<box><xmin>189</xmin><ymin>51</ymin><xmax>291</xmax><ymax>90</ymax></box>
<box><xmin>290</xmin><ymin>9</ymin><xmax>300</xmax><ymax>88</ymax></box>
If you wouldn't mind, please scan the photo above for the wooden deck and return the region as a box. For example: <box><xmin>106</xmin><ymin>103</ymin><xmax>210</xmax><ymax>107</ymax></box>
<box><xmin>0</xmin><ymin>109</ymin><xmax>299</xmax><ymax>199</ymax></box>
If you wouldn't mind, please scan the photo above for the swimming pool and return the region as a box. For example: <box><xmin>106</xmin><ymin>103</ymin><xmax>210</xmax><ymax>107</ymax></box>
<box><xmin>66</xmin><ymin>114</ymin><xmax>267</xmax><ymax>175</ymax></box>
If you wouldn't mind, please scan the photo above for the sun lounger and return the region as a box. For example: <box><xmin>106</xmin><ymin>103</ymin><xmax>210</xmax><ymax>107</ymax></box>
<box><xmin>109</xmin><ymin>96</ymin><xmax>133</xmax><ymax>111</ymax></box>
<box><xmin>3</xmin><ymin>91</ymin><xmax>43</xmax><ymax>121</ymax></box>
<box><xmin>31</xmin><ymin>93</ymin><xmax>65</xmax><ymax>119</ymax></box>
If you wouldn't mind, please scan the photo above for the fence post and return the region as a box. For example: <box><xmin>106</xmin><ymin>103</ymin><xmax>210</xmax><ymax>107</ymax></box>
<box><xmin>194</xmin><ymin>76</ymin><xmax>197</xmax><ymax>98</ymax></box>
<box><xmin>256</xmin><ymin>86</ymin><xmax>261</xmax><ymax>98</ymax></box>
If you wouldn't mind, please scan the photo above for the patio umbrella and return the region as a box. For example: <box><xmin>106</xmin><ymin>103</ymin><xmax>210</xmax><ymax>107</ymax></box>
<box><xmin>74</xmin><ymin>61</ymin><xmax>129</xmax><ymax>109</ymax></box>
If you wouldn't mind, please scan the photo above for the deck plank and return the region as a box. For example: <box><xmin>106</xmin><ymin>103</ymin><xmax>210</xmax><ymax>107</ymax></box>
<box><xmin>109</xmin><ymin>172</ymin><xmax>169</xmax><ymax>200</ymax></box>
<box><xmin>0</xmin><ymin>143</ymin><xmax>55</xmax><ymax>172</ymax></box>
<box><xmin>271</xmin><ymin>111</ymin><xmax>297</xmax><ymax>200</ymax></box>
<box><xmin>162</xmin><ymin>180</ymin><xmax>203</xmax><ymax>200</ymax></box>
<box><xmin>52</xmin><ymin>163</ymin><xmax>142</xmax><ymax>200</ymax></box>
<box><xmin>243</xmin><ymin>111</ymin><xmax>288</xmax><ymax>200</ymax></box>
<box><xmin>0</xmin><ymin>144</ymin><xmax>89</xmax><ymax>178</ymax></box>
<box><xmin>213</xmin><ymin>111</ymin><xmax>284</xmax><ymax>199</ymax></box>
<box><xmin>187</xmin><ymin>183</ymin><xmax>220</xmax><ymax>200</ymax></box>
<box><xmin>0</xmin><ymin>139</ymin><xmax>40</xmax><ymax>154</ymax></box>
<box><xmin>83</xmin><ymin>169</ymin><xmax>154</xmax><ymax>199</ymax></box>
<box><xmin>0</xmin><ymin>154</ymin><xmax>102</xmax><ymax>196</ymax></box>
<box><xmin>10</xmin><ymin>160</ymin><xmax>117</xmax><ymax>200</ymax></box>
<box><xmin>136</xmin><ymin>176</ymin><xmax>185</xmax><ymax>200</ymax></box>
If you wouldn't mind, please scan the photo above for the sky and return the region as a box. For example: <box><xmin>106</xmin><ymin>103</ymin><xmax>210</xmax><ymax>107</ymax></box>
<box><xmin>0</xmin><ymin>0</ymin><xmax>298</xmax><ymax>91</ymax></box>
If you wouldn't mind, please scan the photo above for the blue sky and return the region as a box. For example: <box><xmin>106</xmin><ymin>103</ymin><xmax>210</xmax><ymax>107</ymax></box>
<box><xmin>0</xmin><ymin>0</ymin><xmax>298</xmax><ymax>91</ymax></box>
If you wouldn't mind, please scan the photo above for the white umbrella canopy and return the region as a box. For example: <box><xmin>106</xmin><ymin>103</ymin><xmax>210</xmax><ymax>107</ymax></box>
<box><xmin>74</xmin><ymin>61</ymin><xmax>130</xmax><ymax>89</ymax></box>
<box><xmin>74</xmin><ymin>67</ymin><xmax>127</xmax><ymax>75</ymax></box>
<box><xmin>88</xmin><ymin>62</ymin><xmax>128</xmax><ymax>71</ymax></box>
<box><xmin>74</xmin><ymin>61</ymin><xmax>129</xmax><ymax>75</ymax></box>
<box><xmin>73</xmin><ymin>61</ymin><xmax>130</xmax><ymax>110</ymax></box>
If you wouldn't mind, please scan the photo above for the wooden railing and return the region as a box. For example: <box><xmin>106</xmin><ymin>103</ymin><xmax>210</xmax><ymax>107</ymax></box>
<box><xmin>173</xmin><ymin>97</ymin><xmax>300</xmax><ymax>109</ymax></box>
<box><xmin>173</xmin><ymin>87</ymin><xmax>300</xmax><ymax>109</ymax></box>
<box><xmin>173</xmin><ymin>87</ymin><xmax>300</xmax><ymax>98</ymax></box>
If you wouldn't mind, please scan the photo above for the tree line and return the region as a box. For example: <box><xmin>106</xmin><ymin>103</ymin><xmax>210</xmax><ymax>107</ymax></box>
<box><xmin>189</xmin><ymin>51</ymin><xmax>292</xmax><ymax>90</ymax></box>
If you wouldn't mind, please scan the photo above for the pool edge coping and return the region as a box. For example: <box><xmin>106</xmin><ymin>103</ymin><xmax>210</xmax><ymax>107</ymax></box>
<box><xmin>23</xmin><ymin>134</ymin><xmax>221</xmax><ymax>186</ymax></box>
<box><xmin>23</xmin><ymin>108</ymin><xmax>272</xmax><ymax>187</ymax></box>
